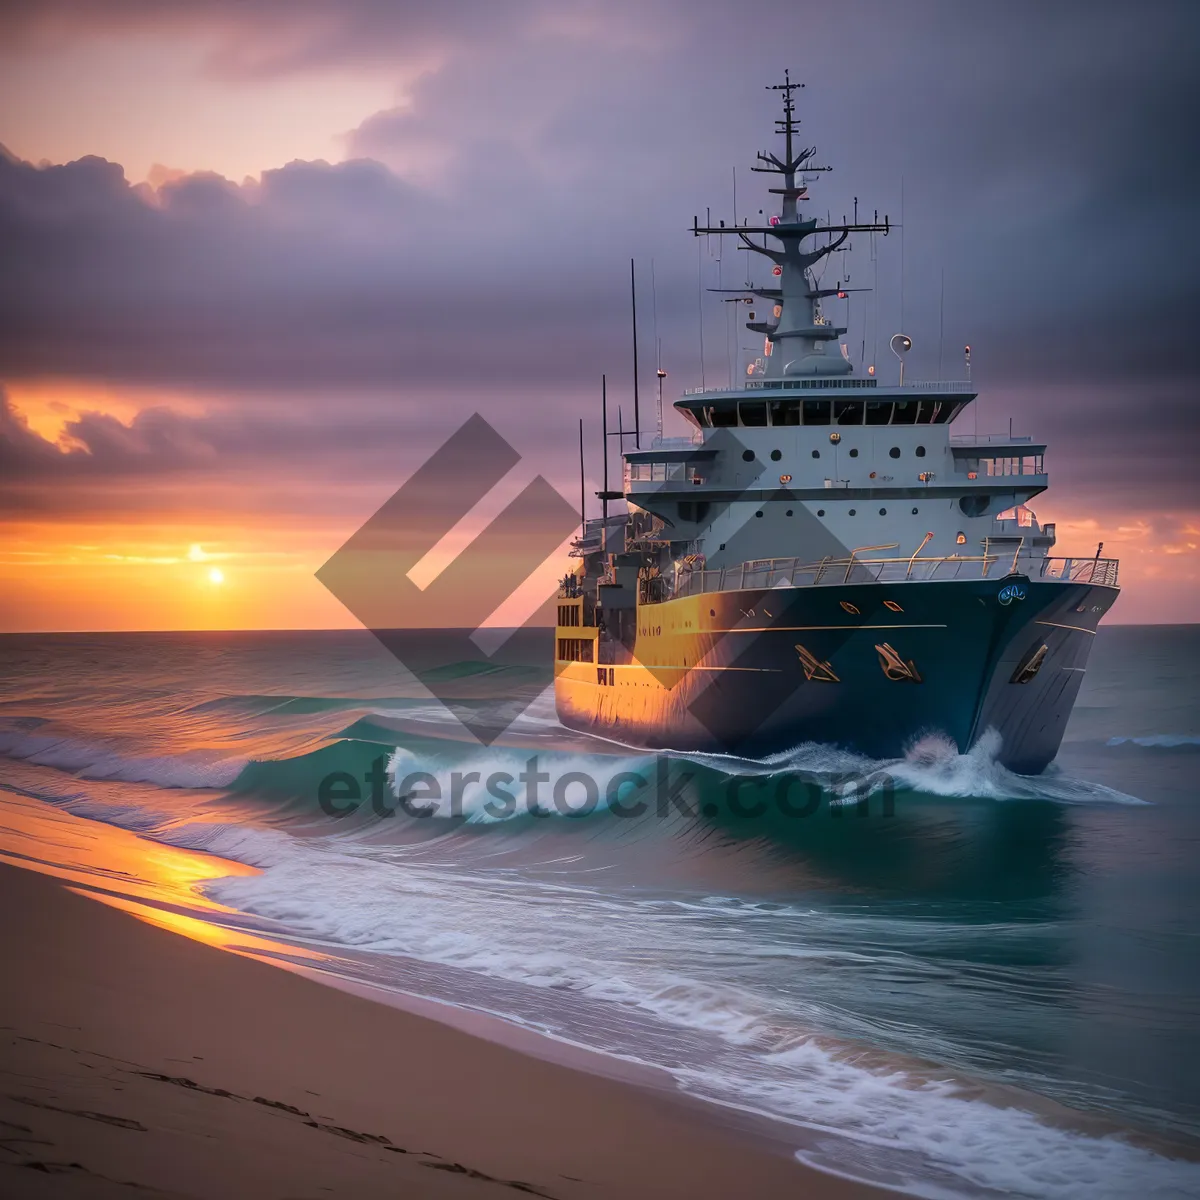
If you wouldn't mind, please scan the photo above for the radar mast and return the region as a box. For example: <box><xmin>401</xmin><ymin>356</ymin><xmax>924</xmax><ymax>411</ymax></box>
<box><xmin>693</xmin><ymin>69</ymin><xmax>889</xmax><ymax>380</ymax></box>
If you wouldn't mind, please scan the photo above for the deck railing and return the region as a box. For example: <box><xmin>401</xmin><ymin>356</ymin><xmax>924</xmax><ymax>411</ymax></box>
<box><xmin>667</xmin><ymin>553</ymin><xmax>1119</xmax><ymax>599</ymax></box>
<box><xmin>682</xmin><ymin>379</ymin><xmax>972</xmax><ymax>396</ymax></box>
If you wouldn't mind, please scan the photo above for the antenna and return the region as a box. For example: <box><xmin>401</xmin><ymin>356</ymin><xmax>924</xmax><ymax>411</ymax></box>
<box><xmin>696</xmin><ymin>237</ymin><xmax>706</xmax><ymax>390</ymax></box>
<box><xmin>650</xmin><ymin>257</ymin><xmax>659</xmax><ymax>378</ymax></box>
<box><xmin>656</xmin><ymin>366</ymin><xmax>666</xmax><ymax>441</ymax></box>
<box><xmin>630</xmin><ymin>259</ymin><xmax>641</xmax><ymax>449</ymax></box>
<box><xmin>577</xmin><ymin>418</ymin><xmax>585</xmax><ymax>539</ymax></box>
<box><xmin>899</xmin><ymin>175</ymin><xmax>905</xmax><ymax>332</ymax></box>
<box><xmin>601</xmin><ymin>373</ymin><xmax>609</xmax><ymax>552</ymax></box>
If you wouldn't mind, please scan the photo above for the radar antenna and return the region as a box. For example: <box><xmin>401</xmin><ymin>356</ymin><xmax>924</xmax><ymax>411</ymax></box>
<box><xmin>691</xmin><ymin>71</ymin><xmax>890</xmax><ymax>381</ymax></box>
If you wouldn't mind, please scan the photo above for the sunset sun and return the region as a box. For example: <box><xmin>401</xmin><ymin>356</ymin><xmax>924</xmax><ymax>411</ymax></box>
<box><xmin>207</xmin><ymin>567</ymin><xmax>225</xmax><ymax>586</ymax></box>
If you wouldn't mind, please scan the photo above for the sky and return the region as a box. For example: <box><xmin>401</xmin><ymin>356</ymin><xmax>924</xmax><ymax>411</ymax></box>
<box><xmin>1</xmin><ymin>0</ymin><xmax>1197</xmax><ymax>631</ymax></box>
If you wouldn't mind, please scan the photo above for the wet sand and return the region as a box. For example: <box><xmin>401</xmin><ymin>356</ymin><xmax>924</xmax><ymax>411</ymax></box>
<box><xmin>0</xmin><ymin>863</ymin><xmax>884</xmax><ymax>1199</ymax></box>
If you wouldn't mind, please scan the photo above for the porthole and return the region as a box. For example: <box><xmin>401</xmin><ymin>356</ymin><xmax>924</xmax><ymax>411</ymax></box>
<box><xmin>879</xmin><ymin>508</ymin><xmax>887</xmax><ymax>515</ymax></box>
<box><xmin>786</xmin><ymin>509</ymin><xmax>794</xmax><ymax>516</ymax></box>
<box><xmin>817</xmin><ymin>509</ymin><xmax>825</xmax><ymax>517</ymax></box>
<box><xmin>849</xmin><ymin>448</ymin><xmax>859</xmax><ymax>458</ymax></box>
<box><xmin>770</xmin><ymin>449</ymin><xmax>782</xmax><ymax>461</ymax></box>
<box><xmin>849</xmin><ymin>508</ymin><xmax>857</xmax><ymax>516</ymax></box>
<box><xmin>742</xmin><ymin>449</ymin><xmax>755</xmax><ymax>462</ymax></box>
<box><xmin>916</xmin><ymin>446</ymin><xmax>926</xmax><ymax>457</ymax></box>
<box><xmin>889</xmin><ymin>447</ymin><xmax>900</xmax><ymax>458</ymax></box>
<box><xmin>811</xmin><ymin>449</ymin><xmax>821</xmax><ymax>459</ymax></box>
<box><xmin>755</xmin><ymin>510</ymin><xmax>763</xmax><ymax>518</ymax></box>
<box><xmin>911</xmin><ymin>507</ymin><xmax>919</xmax><ymax>515</ymax></box>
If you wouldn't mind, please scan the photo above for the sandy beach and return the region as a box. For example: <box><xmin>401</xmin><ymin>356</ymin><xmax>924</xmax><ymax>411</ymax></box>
<box><xmin>0</xmin><ymin>863</ymin><xmax>882</xmax><ymax>1199</ymax></box>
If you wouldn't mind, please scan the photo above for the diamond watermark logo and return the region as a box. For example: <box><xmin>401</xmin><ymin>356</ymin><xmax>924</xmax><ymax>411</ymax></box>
<box><xmin>316</xmin><ymin>414</ymin><xmax>579</xmax><ymax>744</ymax></box>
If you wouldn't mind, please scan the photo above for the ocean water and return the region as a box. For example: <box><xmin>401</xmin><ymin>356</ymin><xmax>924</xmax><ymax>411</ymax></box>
<box><xmin>1</xmin><ymin>625</ymin><xmax>1198</xmax><ymax>1198</ymax></box>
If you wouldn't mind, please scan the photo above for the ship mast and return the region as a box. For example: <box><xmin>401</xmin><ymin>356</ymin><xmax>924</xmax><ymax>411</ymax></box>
<box><xmin>694</xmin><ymin>70</ymin><xmax>889</xmax><ymax>381</ymax></box>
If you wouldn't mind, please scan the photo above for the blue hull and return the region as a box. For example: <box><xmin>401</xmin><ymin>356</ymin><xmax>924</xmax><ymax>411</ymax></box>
<box><xmin>554</xmin><ymin>575</ymin><xmax>1117</xmax><ymax>773</ymax></box>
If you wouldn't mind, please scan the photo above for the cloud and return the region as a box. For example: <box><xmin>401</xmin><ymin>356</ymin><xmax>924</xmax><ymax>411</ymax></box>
<box><xmin>0</xmin><ymin>1</ymin><xmax>568</xmax><ymax>78</ymax></box>
<box><xmin>1</xmin><ymin>0</ymin><xmax>1198</xmax><ymax>548</ymax></box>
<box><xmin>1</xmin><ymin>1</ymin><xmax>1198</xmax><ymax>399</ymax></box>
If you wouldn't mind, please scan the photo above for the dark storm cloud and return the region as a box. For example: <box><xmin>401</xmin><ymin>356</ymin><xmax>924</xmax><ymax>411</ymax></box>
<box><xmin>0</xmin><ymin>0</ymin><xmax>563</xmax><ymax>76</ymax></box>
<box><xmin>2</xmin><ymin>0</ymin><xmax>1197</xmax><ymax>397</ymax></box>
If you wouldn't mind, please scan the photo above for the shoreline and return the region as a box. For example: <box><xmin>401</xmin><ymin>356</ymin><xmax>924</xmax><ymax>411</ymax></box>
<box><xmin>0</xmin><ymin>860</ymin><xmax>886</xmax><ymax>1198</ymax></box>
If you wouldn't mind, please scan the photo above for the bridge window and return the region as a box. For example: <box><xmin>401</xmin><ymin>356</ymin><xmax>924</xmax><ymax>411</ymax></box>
<box><xmin>705</xmin><ymin>405</ymin><xmax>738</xmax><ymax>427</ymax></box>
<box><xmin>984</xmin><ymin>455</ymin><xmax>1043</xmax><ymax>476</ymax></box>
<box><xmin>740</xmin><ymin>401</ymin><xmax>768</xmax><ymax>426</ymax></box>
<box><xmin>770</xmin><ymin>399</ymin><xmax>801</xmax><ymax>425</ymax></box>
<box><xmin>865</xmin><ymin>401</ymin><xmax>892</xmax><ymax>425</ymax></box>
<box><xmin>892</xmin><ymin>400</ymin><xmax>918</xmax><ymax>425</ymax></box>
<box><xmin>802</xmin><ymin>400</ymin><xmax>831</xmax><ymax>425</ymax></box>
<box><xmin>835</xmin><ymin>400</ymin><xmax>864</xmax><ymax>425</ymax></box>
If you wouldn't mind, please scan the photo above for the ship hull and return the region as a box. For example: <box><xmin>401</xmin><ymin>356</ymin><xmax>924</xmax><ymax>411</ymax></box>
<box><xmin>554</xmin><ymin>576</ymin><xmax>1117</xmax><ymax>773</ymax></box>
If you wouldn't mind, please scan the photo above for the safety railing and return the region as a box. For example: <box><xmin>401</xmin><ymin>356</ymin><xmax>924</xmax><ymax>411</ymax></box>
<box><xmin>682</xmin><ymin>379</ymin><xmax>971</xmax><ymax>396</ymax></box>
<box><xmin>1036</xmin><ymin>556</ymin><xmax>1120</xmax><ymax>587</ymax></box>
<box><xmin>668</xmin><ymin>552</ymin><xmax>1119</xmax><ymax>599</ymax></box>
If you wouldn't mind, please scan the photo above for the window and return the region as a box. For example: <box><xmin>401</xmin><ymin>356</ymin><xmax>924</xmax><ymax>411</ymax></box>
<box><xmin>915</xmin><ymin>400</ymin><xmax>940</xmax><ymax>425</ymax></box>
<box><xmin>742</xmin><ymin>449</ymin><xmax>755</xmax><ymax>462</ymax></box>
<box><xmin>755</xmin><ymin>510</ymin><xmax>763</xmax><ymax>518</ymax></box>
<box><xmin>740</xmin><ymin>401</ymin><xmax>768</xmax><ymax>426</ymax></box>
<box><xmin>770</xmin><ymin>400</ymin><xmax>801</xmax><ymax>426</ymax></box>
<box><xmin>997</xmin><ymin>504</ymin><xmax>1035</xmax><ymax>528</ymax></box>
<box><xmin>915</xmin><ymin>445</ymin><xmax>926</xmax><ymax>457</ymax></box>
<box><xmin>848</xmin><ymin>448</ymin><xmax>859</xmax><ymax>458</ymax></box>
<box><xmin>786</xmin><ymin>509</ymin><xmax>794</xmax><ymax>516</ymax></box>
<box><xmin>892</xmin><ymin>401</ymin><xmax>918</xmax><ymax>425</ymax></box>
<box><xmin>879</xmin><ymin>508</ymin><xmax>887</xmax><ymax>515</ymax></box>
<box><xmin>817</xmin><ymin>508</ymin><xmax>825</xmax><ymax>516</ymax></box>
<box><xmin>911</xmin><ymin>507</ymin><xmax>919</xmax><ymax>514</ymax></box>
<box><xmin>811</xmin><ymin>449</ymin><xmax>821</xmax><ymax>459</ymax></box>
<box><xmin>708</xmin><ymin>406</ymin><xmax>737</xmax><ymax>427</ymax></box>
<box><xmin>770</xmin><ymin>449</ymin><xmax>782</xmax><ymax>461</ymax></box>
<box><xmin>557</xmin><ymin>638</ymin><xmax>594</xmax><ymax>662</ymax></box>
<box><xmin>849</xmin><ymin>508</ymin><xmax>857</xmax><ymax>516</ymax></box>
<box><xmin>865</xmin><ymin>401</ymin><xmax>892</xmax><ymax>426</ymax></box>
<box><xmin>889</xmin><ymin>447</ymin><xmax>901</xmax><ymax>458</ymax></box>
<box><xmin>835</xmin><ymin>400</ymin><xmax>864</xmax><ymax>425</ymax></box>
<box><xmin>802</xmin><ymin>400</ymin><xmax>832</xmax><ymax>425</ymax></box>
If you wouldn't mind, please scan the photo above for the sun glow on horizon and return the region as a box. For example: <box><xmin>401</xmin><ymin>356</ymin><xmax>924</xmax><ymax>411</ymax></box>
<box><xmin>207</xmin><ymin>567</ymin><xmax>225</xmax><ymax>586</ymax></box>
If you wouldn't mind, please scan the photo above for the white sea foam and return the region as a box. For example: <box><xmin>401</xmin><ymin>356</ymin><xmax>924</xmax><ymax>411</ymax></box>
<box><xmin>885</xmin><ymin>729</ymin><xmax>1147</xmax><ymax>805</ymax></box>
<box><xmin>385</xmin><ymin>744</ymin><xmax>659</xmax><ymax>821</ymax></box>
<box><xmin>0</xmin><ymin>724</ymin><xmax>247</xmax><ymax>789</ymax></box>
